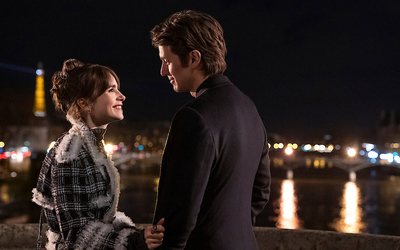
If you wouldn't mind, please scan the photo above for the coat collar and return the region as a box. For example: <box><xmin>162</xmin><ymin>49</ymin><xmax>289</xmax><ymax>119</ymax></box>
<box><xmin>195</xmin><ymin>74</ymin><xmax>232</xmax><ymax>98</ymax></box>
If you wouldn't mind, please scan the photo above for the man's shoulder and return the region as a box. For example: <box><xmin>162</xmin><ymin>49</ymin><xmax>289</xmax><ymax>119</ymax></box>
<box><xmin>185</xmin><ymin>83</ymin><xmax>254</xmax><ymax>111</ymax></box>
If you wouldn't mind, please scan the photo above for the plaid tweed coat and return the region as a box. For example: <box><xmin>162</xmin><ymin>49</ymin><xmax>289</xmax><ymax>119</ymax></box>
<box><xmin>32</xmin><ymin>120</ymin><xmax>141</xmax><ymax>250</ymax></box>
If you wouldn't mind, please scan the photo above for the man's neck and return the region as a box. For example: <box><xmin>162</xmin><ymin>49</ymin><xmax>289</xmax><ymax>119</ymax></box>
<box><xmin>190</xmin><ymin>73</ymin><xmax>209</xmax><ymax>97</ymax></box>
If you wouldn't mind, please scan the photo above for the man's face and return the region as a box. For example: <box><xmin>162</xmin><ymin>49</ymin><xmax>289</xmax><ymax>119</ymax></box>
<box><xmin>158</xmin><ymin>46</ymin><xmax>194</xmax><ymax>92</ymax></box>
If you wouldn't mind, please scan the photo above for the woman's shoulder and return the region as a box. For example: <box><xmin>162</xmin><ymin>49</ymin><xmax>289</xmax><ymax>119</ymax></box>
<box><xmin>53</xmin><ymin>126</ymin><xmax>88</xmax><ymax>163</ymax></box>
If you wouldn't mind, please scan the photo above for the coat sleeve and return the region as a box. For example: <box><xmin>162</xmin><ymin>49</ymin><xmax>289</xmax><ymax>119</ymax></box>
<box><xmin>251</xmin><ymin>128</ymin><xmax>271</xmax><ymax>225</ymax></box>
<box><xmin>154</xmin><ymin>107</ymin><xmax>215</xmax><ymax>250</ymax></box>
<box><xmin>50</xmin><ymin>151</ymin><xmax>132</xmax><ymax>250</ymax></box>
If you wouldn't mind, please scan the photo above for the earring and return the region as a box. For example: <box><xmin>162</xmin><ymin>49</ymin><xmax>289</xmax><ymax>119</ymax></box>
<box><xmin>88</xmin><ymin>106</ymin><xmax>91</xmax><ymax>114</ymax></box>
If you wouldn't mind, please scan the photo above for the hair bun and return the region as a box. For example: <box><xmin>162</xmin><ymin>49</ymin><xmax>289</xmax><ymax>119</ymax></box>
<box><xmin>51</xmin><ymin>59</ymin><xmax>84</xmax><ymax>113</ymax></box>
<box><xmin>62</xmin><ymin>59</ymin><xmax>84</xmax><ymax>73</ymax></box>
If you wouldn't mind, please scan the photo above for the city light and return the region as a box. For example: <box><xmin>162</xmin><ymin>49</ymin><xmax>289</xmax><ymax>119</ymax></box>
<box><xmin>380</xmin><ymin>153</ymin><xmax>394</xmax><ymax>163</ymax></box>
<box><xmin>20</xmin><ymin>146</ymin><xmax>29</xmax><ymax>153</ymax></box>
<box><xmin>302</xmin><ymin>144</ymin><xmax>312</xmax><ymax>151</ymax></box>
<box><xmin>10</xmin><ymin>151</ymin><xmax>17</xmax><ymax>160</ymax></box>
<box><xmin>347</xmin><ymin>148</ymin><xmax>357</xmax><ymax>157</ymax></box>
<box><xmin>285</xmin><ymin>147</ymin><xmax>293</xmax><ymax>155</ymax></box>
<box><xmin>105</xmin><ymin>144</ymin><xmax>114</xmax><ymax>154</ymax></box>
<box><xmin>367</xmin><ymin>151</ymin><xmax>378</xmax><ymax>159</ymax></box>
<box><xmin>363</xmin><ymin>143</ymin><xmax>375</xmax><ymax>151</ymax></box>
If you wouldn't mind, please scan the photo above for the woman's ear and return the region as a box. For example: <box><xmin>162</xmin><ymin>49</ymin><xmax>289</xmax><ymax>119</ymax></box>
<box><xmin>77</xmin><ymin>98</ymin><xmax>87</xmax><ymax>109</ymax></box>
<box><xmin>189</xmin><ymin>50</ymin><xmax>202</xmax><ymax>68</ymax></box>
<box><xmin>77</xmin><ymin>98</ymin><xmax>90</xmax><ymax>114</ymax></box>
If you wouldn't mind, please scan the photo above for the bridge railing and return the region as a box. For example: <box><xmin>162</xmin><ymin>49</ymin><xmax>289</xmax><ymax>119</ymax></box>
<box><xmin>0</xmin><ymin>224</ymin><xmax>399</xmax><ymax>250</ymax></box>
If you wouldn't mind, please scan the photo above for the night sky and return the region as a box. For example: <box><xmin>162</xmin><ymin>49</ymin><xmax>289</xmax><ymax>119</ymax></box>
<box><xmin>1</xmin><ymin>0</ymin><xmax>399</xmax><ymax>141</ymax></box>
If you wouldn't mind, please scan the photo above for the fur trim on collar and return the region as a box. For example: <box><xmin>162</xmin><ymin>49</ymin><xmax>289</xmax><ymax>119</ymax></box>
<box><xmin>54</xmin><ymin>120</ymin><xmax>121</xmax><ymax>223</ymax></box>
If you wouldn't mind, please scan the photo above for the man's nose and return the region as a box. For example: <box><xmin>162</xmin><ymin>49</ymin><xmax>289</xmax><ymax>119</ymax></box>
<box><xmin>160</xmin><ymin>63</ymin><xmax>170</xmax><ymax>76</ymax></box>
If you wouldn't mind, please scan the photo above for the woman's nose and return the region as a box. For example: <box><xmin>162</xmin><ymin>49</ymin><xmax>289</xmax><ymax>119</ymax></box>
<box><xmin>118</xmin><ymin>91</ymin><xmax>126</xmax><ymax>101</ymax></box>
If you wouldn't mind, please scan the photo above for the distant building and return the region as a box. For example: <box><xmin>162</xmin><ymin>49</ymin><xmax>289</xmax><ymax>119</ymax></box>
<box><xmin>377</xmin><ymin>110</ymin><xmax>400</xmax><ymax>149</ymax></box>
<box><xmin>0</xmin><ymin>87</ymin><xmax>172</xmax><ymax>154</ymax></box>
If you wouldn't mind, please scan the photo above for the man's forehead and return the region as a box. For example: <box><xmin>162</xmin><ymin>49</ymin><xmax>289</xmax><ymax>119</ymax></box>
<box><xmin>158</xmin><ymin>45</ymin><xmax>171</xmax><ymax>57</ymax></box>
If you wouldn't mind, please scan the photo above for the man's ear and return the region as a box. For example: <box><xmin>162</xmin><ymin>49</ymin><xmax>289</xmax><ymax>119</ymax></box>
<box><xmin>189</xmin><ymin>50</ymin><xmax>202</xmax><ymax>68</ymax></box>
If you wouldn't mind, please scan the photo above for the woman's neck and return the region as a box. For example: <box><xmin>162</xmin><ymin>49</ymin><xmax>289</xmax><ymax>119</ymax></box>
<box><xmin>84</xmin><ymin>116</ymin><xmax>108</xmax><ymax>129</ymax></box>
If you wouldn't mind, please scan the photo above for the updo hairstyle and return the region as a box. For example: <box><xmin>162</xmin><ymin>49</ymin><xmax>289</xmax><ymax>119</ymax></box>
<box><xmin>51</xmin><ymin>59</ymin><xmax>120</xmax><ymax>123</ymax></box>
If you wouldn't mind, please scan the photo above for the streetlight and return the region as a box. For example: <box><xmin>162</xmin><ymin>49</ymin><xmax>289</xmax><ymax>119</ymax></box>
<box><xmin>285</xmin><ymin>147</ymin><xmax>294</xmax><ymax>155</ymax></box>
<box><xmin>347</xmin><ymin>148</ymin><xmax>357</xmax><ymax>157</ymax></box>
<box><xmin>346</xmin><ymin>147</ymin><xmax>357</xmax><ymax>182</ymax></box>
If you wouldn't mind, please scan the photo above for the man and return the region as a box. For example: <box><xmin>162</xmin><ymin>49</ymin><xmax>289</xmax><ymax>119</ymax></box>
<box><xmin>150</xmin><ymin>10</ymin><xmax>270</xmax><ymax>250</ymax></box>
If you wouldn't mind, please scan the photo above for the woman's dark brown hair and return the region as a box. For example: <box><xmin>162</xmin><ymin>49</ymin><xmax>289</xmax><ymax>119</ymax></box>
<box><xmin>150</xmin><ymin>10</ymin><xmax>227</xmax><ymax>76</ymax></box>
<box><xmin>51</xmin><ymin>59</ymin><xmax>120</xmax><ymax>123</ymax></box>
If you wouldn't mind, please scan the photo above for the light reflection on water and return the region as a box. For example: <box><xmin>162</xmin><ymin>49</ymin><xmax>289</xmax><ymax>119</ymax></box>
<box><xmin>330</xmin><ymin>182</ymin><xmax>366</xmax><ymax>234</ymax></box>
<box><xmin>0</xmin><ymin>185</ymin><xmax>10</xmax><ymax>204</ymax></box>
<box><xmin>274</xmin><ymin>180</ymin><xmax>302</xmax><ymax>229</ymax></box>
<box><xmin>1</xmin><ymin>159</ymin><xmax>400</xmax><ymax>236</ymax></box>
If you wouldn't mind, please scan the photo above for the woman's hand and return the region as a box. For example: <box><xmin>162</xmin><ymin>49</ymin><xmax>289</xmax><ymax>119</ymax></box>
<box><xmin>144</xmin><ymin>218</ymin><xmax>165</xmax><ymax>249</ymax></box>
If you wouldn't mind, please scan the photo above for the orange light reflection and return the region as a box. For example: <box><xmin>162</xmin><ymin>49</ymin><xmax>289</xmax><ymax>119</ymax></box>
<box><xmin>275</xmin><ymin>180</ymin><xmax>302</xmax><ymax>229</ymax></box>
<box><xmin>331</xmin><ymin>182</ymin><xmax>366</xmax><ymax>233</ymax></box>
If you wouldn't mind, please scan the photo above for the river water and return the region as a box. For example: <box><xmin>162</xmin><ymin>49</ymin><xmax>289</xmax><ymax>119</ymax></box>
<box><xmin>1</xmin><ymin>157</ymin><xmax>400</xmax><ymax>237</ymax></box>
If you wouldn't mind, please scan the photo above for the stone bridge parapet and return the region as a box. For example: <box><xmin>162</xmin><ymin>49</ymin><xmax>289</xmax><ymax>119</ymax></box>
<box><xmin>0</xmin><ymin>224</ymin><xmax>399</xmax><ymax>250</ymax></box>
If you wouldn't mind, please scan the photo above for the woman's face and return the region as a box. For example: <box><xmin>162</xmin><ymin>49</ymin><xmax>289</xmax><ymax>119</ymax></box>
<box><xmin>89</xmin><ymin>76</ymin><xmax>125</xmax><ymax>128</ymax></box>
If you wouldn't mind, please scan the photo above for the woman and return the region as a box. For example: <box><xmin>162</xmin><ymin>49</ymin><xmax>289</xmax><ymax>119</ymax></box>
<box><xmin>32</xmin><ymin>59</ymin><xmax>164</xmax><ymax>250</ymax></box>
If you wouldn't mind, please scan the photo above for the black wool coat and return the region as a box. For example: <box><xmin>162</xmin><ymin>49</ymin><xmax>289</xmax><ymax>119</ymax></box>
<box><xmin>154</xmin><ymin>74</ymin><xmax>271</xmax><ymax>250</ymax></box>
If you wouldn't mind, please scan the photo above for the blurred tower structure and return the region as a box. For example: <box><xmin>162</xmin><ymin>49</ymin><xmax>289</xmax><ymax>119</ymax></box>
<box><xmin>377</xmin><ymin>110</ymin><xmax>400</xmax><ymax>148</ymax></box>
<box><xmin>33</xmin><ymin>61</ymin><xmax>46</xmax><ymax>117</ymax></box>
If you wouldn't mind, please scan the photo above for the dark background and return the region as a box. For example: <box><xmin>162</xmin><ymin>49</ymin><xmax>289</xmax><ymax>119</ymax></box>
<box><xmin>1</xmin><ymin>0</ymin><xmax>399</xmax><ymax>141</ymax></box>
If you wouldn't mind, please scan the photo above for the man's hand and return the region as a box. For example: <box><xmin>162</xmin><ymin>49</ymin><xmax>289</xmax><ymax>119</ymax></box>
<box><xmin>144</xmin><ymin>218</ymin><xmax>165</xmax><ymax>249</ymax></box>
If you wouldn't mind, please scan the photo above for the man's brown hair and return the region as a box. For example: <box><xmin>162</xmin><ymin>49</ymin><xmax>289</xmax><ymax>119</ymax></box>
<box><xmin>150</xmin><ymin>10</ymin><xmax>227</xmax><ymax>76</ymax></box>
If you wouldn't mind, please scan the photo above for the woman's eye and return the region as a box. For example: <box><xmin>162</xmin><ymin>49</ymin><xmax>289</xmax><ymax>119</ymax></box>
<box><xmin>109</xmin><ymin>88</ymin><xmax>114</xmax><ymax>92</ymax></box>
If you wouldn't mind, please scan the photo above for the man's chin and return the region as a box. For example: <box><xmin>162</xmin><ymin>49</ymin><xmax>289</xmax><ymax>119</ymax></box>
<box><xmin>173</xmin><ymin>86</ymin><xmax>191</xmax><ymax>93</ymax></box>
<box><xmin>173</xmin><ymin>86</ymin><xmax>184</xmax><ymax>93</ymax></box>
